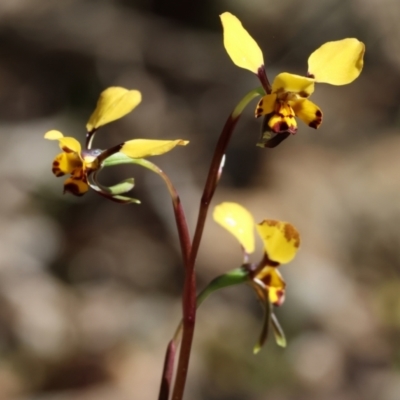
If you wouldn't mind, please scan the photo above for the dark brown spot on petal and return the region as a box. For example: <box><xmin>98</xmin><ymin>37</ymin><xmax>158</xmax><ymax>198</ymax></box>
<box><xmin>274</xmin><ymin>290</ymin><xmax>285</xmax><ymax>306</ymax></box>
<box><xmin>270</xmin><ymin>121</ymin><xmax>297</xmax><ymax>135</ymax></box>
<box><xmin>308</xmin><ymin>110</ymin><xmax>322</xmax><ymax>129</ymax></box>
<box><xmin>53</xmin><ymin>161</ymin><xmax>60</xmax><ymax>167</ymax></box>
<box><xmin>306</xmin><ymin>72</ymin><xmax>315</xmax><ymax>79</ymax></box>
<box><xmin>299</xmin><ymin>91</ymin><xmax>309</xmax><ymax>98</ymax></box>
<box><xmin>283</xmin><ymin>224</ymin><xmax>300</xmax><ymax>247</ymax></box>
<box><xmin>52</xmin><ymin>168</ymin><xmax>64</xmax><ymax>177</ymax></box>
<box><xmin>61</xmin><ymin>146</ymin><xmax>73</xmax><ymax>153</ymax></box>
<box><xmin>263</xmin><ymin>273</ymin><xmax>272</xmax><ymax>285</ymax></box>
<box><xmin>258</xmin><ymin>99</ymin><xmax>264</xmax><ymax>106</ymax></box>
<box><xmin>267</xmin><ymin>220</ymin><xmax>278</xmax><ymax>227</ymax></box>
<box><xmin>64</xmin><ymin>182</ymin><xmax>85</xmax><ymax>196</ymax></box>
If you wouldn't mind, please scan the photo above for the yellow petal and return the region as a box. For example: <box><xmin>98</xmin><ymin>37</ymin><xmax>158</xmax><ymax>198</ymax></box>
<box><xmin>45</xmin><ymin>131</ymin><xmax>82</xmax><ymax>154</ymax></box>
<box><xmin>267</xmin><ymin>102</ymin><xmax>297</xmax><ymax>134</ymax></box>
<box><xmin>52</xmin><ymin>152</ymin><xmax>82</xmax><ymax>176</ymax></box>
<box><xmin>290</xmin><ymin>98</ymin><xmax>322</xmax><ymax>129</ymax></box>
<box><xmin>271</xmin><ymin>73</ymin><xmax>315</xmax><ymax>97</ymax></box>
<box><xmin>213</xmin><ymin>202</ymin><xmax>255</xmax><ymax>254</ymax></box>
<box><xmin>44</xmin><ymin>130</ymin><xmax>64</xmax><ymax>140</ymax></box>
<box><xmin>307</xmin><ymin>38</ymin><xmax>365</xmax><ymax>85</ymax></box>
<box><xmin>58</xmin><ymin>137</ymin><xmax>81</xmax><ymax>154</ymax></box>
<box><xmin>220</xmin><ymin>12</ymin><xmax>264</xmax><ymax>74</ymax></box>
<box><xmin>120</xmin><ymin>139</ymin><xmax>189</xmax><ymax>159</ymax></box>
<box><xmin>256</xmin><ymin>267</ymin><xmax>286</xmax><ymax>306</ymax></box>
<box><xmin>255</xmin><ymin>94</ymin><xmax>277</xmax><ymax>118</ymax></box>
<box><xmin>256</xmin><ymin>220</ymin><xmax>300</xmax><ymax>264</ymax></box>
<box><xmin>86</xmin><ymin>87</ymin><xmax>142</xmax><ymax>131</ymax></box>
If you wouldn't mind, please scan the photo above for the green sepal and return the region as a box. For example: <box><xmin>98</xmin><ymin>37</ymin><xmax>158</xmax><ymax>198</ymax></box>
<box><xmin>271</xmin><ymin>312</ymin><xmax>286</xmax><ymax>348</ymax></box>
<box><xmin>253</xmin><ymin>294</ymin><xmax>272</xmax><ymax>354</ymax></box>
<box><xmin>102</xmin><ymin>151</ymin><xmax>135</xmax><ymax>167</ymax></box>
<box><xmin>88</xmin><ymin>172</ymin><xmax>141</xmax><ymax>204</ymax></box>
<box><xmin>108</xmin><ymin>194</ymin><xmax>141</xmax><ymax>204</ymax></box>
<box><xmin>105</xmin><ymin>178</ymin><xmax>135</xmax><ymax>195</ymax></box>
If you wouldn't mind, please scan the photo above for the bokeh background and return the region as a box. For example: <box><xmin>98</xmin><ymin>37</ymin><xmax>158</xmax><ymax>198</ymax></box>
<box><xmin>1</xmin><ymin>0</ymin><xmax>400</xmax><ymax>399</ymax></box>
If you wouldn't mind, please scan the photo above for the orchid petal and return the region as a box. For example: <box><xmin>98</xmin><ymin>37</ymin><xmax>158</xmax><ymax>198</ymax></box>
<box><xmin>213</xmin><ymin>202</ymin><xmax>255</xmax><ymax>254</ymax></box>
<box><xmin>290</xmin><ymin>98</ymin><xmax>323</xmax><ymax>129</ymax></box>
<box><xmin>86</xmin><ymin>87</ymin><xmax>142</xmax><ymax>131</ymax></box>
<box><xmin>255</xmin><ymin>94</ymin><xmax>277</xmax><ymax>118</ymax></box>
<box><xmin>271</xmin><ymin>73</ymin><xmax>315</xmax><ymax>97</ymax></box>
<box><xmin>121</xmin><ymin>139</ymin><xmax>189</xmax><ymax>159</ymax></box>
<box><xmin>45</xmin><ymin>130</ymin><xmax>82</xmax><ymax>154</ymax></box>
<box><xmin>256</xmin><ymin>220</ymin><xmax>300</xmax><ymax>264</ymax></box>
<box><xmin>220</xmin><ymin>12</ymin><xmax>264</xmax><ymax>74</ymax></box>
<box><xmin>308</xmin><ymin>38</ymin><xmax>365</xmax><ymax>85</ymax></box>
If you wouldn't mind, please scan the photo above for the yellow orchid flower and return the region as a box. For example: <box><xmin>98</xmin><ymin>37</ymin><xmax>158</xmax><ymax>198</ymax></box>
<box><xmin>213</xmin><ymin>202</ymin><xmax>300</xmax><ymax>350</ymax></box>
<box><xmin>220</xmin><ymin>12</ymin><xmax>365</xmax><ymax>136</ymax></box>
<box><xmin>45</xmin><ymin>87</ymin><xmax>188</xmax><ymax>202</ymax></box>
<box><xmin>213</xmin><ymin>202</ymin><xmax>300</xmax><ymax>307</ymax></box>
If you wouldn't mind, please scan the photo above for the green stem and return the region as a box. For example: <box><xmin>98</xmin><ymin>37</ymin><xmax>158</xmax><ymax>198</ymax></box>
<box><xmin>171</xmin><ymin>87</ymin><xmax>263</xmax><ymax>400</ymax></box>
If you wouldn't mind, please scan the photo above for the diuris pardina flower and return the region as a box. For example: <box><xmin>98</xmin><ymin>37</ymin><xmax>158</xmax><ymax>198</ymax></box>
<box><xmin>220</xmin><ymin>12</ymin><xmax>365</xmax><ymax>146</ymax></box>
<box><xmin>45</xmin><ymin>87</ymin><xmax>188</xmax><ymax>203</ymax></box>
<box><xmin>213</xmin><ymin>202</ymin><xmax>300</xmax><ymax>351</ymax></box>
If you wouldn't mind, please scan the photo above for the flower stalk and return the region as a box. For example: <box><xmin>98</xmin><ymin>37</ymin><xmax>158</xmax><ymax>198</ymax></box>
<box><xmin>171</xmin><ymin>87</ymin><xmax>263</xmax><ymax>400</ymax></box>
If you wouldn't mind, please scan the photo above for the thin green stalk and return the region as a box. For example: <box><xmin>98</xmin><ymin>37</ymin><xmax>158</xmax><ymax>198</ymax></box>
<box><xmin>171</xmin><ymin>87</ymin><xmax>263</xmax><ymax>400</ymax></box>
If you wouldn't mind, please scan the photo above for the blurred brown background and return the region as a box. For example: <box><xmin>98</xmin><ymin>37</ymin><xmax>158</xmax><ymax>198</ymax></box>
<box><xmin>1</xmin><ymin>0</ymin><xmax>400</xmax><ymax>399</ymax></box>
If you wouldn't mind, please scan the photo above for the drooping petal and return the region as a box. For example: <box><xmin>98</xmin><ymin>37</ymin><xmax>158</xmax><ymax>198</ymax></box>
<box><xmin>271</xmin><ymin>73</ymin><xmax>315</xmax><ymax>97</ymax></box>
<box><xmin>120</xmin><ymin>139</ymin><xmax>189</xmax><ymax>159</ymax></box>
<box><xmin>290</xmin><ymin>98</ymin><xmax>323</xmax><ymax>129</ymax></box>
<box><xmin>307</xmin><ymin>38</ymin><xmax>365</xmax><ymax>85</ymax></box>
<box><xmin>256</xmin><ymin>220</ymin><xmax>300</xmax><ymax>264</ymax></box>
<box><xmin>220</xmin><ymin>12</ymin><xmax>264</xmax><ymax>74</ymax></box>
<box><xmin>86</xmin><ymin>87</ymin><xmax>142</xmax><ymax>132</ymax></box>
<box><xmin>52</xmin><ymin>152</ymin><xmax>82</xmax><ymax>177</ymax></box>
<box><xmin>63</xmin><ymin>168</ymin><xmax>89</xmax><ymax>196</ymax></box>
<box><xmin>266</xmin><ymin>102</ymin><xmax>297</xmax><ymax>134</ymax></box>
<box><xmin>255</xmin><ymin>94</ymin><xmax>277</xmax><ymax>118</ymax></box>
<box><xmin>256</xmin><ymin>266</ymin><xmax>286</xmax><ymax>306</ymax></box>
<box><xmin>213</xmin><ymin>202</ymin><xmax>255</xmax><ymax>254</ymax></box>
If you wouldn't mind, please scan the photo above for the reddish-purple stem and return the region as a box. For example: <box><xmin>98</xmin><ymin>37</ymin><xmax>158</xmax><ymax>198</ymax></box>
<box><xmin>171</xmin><ymin>113</ymin><xmax>241</xmax><ymax>400</ymax></box>
<box><xmin>158</xmin><ymin>340</ymin><xmax>177</xmax><ymax>400</ymax></box>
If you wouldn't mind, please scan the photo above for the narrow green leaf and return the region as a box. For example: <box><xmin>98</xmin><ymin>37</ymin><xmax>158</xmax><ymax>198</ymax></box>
<box><xmin>197</xmin><ymin>267</ymin><xmax>249</xmax><ymax>307</ymax></box>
